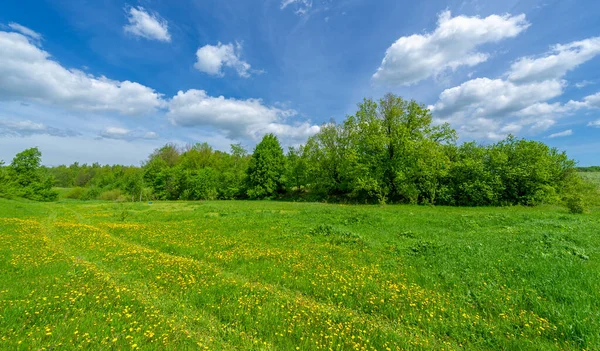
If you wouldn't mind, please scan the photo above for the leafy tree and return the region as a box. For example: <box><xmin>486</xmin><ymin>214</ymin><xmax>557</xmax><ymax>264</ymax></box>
<box><xmin>8</xmin><ymin>147</ymin><xmax>57</xmax><ymax>201</ymax></box>
<box><xmin>490</xmin><ymin>136</ymin><xmax>575</xmax><ymax>206</ymax></box>
<box><xmin>307</xmin><ymin>94</ymin><xmax>455</xmax><ymax>204</ymax></box>
<box><xmin>286</xmin><ymin>146</ymin><xmax>308</xmax><ymax>193</ymax></box>
<box><xmin>303</xmin><ymin>122</ymin><xmax>350</xmax><ymax>197</ymax></box>
<box><xmin>20</xmin><ymin>93</ymin><xmax>581</xmax><ymax>210</ymax></box>
<box><xmin>11</xmin><ymin>147</ymin><xmax>43</xmax><ymax>187</ymax></box>
<box><xmin>179</xmin><ymin>168</ymin><xmax>218</xmax><ymax>200</ymax></box>
<box><xmin>246</xmin><ymin>134</ymin><xmax>286</xmax><ymax>199</ymax></box>
<box><xmin>143</xmin><ymin>144</ymin><xmax>181</xmax><ymax>200</ymax></box>
<box><xmin>218</xmin><ymin>144</ymin><xmax>250</xmax><ymax>199</ymax></box>
<box><xmin>445</xmin><ymin>142</ymin><xmax>503</xmax><ymax>206</ymax></box>
<box><xmin>123</xmin><ymin>168</ymin><xmax>144</xmax><ymax>201</ymax></box>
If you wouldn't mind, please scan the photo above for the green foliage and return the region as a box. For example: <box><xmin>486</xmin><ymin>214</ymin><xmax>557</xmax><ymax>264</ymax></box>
<box><xmin>64</xmin><ymin>187</ymin><xmax>85</xmax><ymax>200</ymax></box>
<box><xmin>303</xmin><ymin>94</ymin><xmax>454</xmax><ymax>204</ymax></box>
<box><xmin>16</xmin><ymin>94</ymin><xmax>583</xmax><ymax>210</ymax></box>
<box><xmin>1</xmin><ymin>148</ymin><xmax>58</xmax><ymax>201</ymax></box>
<box><xmin>0</xmin><ymin>161</ymin><xmax>9</xmax><ymax>198</ymax></box>
<box><xmin>246</xmin><ymin>134</ymin><xmax>286</xmax><ymax>199</ymax></box>
<box><xmin>577</xmin><ymin>166</ymin><xmax>600</xmax><ymax>172</ymax></box>
<box><xmin>285</xmin><ymin>146</ymin><xmax>308</xmax><ymax>193</ymax></box>
<box><xmin>442</xmin><ymin>138</ymin><xmax>576</xmax><ymax>206</ymax></box>
<box><xmin>565</xmin><ymin>194</ymin><xmax>585</xmax><ymax>214</ymax></box>
<box><xmin>561</xmin><ymin>173</ymin><xmax>592</xmax><ymax>214</ymax></box>
<box><xmin>99</xmin><ymin>189</ymin><xmax>124</xmax><ymax>201</ymax></box>
<box><xmin>80</xmin><ymin>186</ymin><xmax>102</xmax><ymax>200</ymax></box>
<box><xmin>10</xmin><ymin>147</ymin><xmax>42</xmax><ymax>187</ymax></box>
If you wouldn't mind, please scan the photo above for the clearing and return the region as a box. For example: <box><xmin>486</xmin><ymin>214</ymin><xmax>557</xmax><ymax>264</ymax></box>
<box><xmin>0</xmin><ymin>199</ymin><xmax>599</xmax><ymax>350</ymax></box>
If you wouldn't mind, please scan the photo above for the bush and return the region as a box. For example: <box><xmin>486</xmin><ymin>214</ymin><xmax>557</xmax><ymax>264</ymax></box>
<box><xmin>99</xmin><ymin>189</ymin><xmax>123</xmax><ymax>201</ymax></box>
<box><xmin>565</xmin><ymin>195</ymin><xmax>585</xmax><ymax>214</ymax></box>
<box><xmin>80</xmin><ymin>187</ymin><xmax>101</xmax><ymax>200</ymax></box>
<box><xmin>65</xmin><ymin>187</ymin><xmax>85</xmax><ymax>199</ymax></box>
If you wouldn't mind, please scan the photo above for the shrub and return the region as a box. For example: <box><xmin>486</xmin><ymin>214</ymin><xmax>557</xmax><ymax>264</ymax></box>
<box><xmin>99</xmin><ymin>189</ymin><xmax>123</xmax><ymax>201</ymax></box>
<box><xmin>65</xmin><ymin>187</ymin><xmax>85</xmax><ymax>199</ymax></box>
<box><xmin>80</xmin><ymin>187</ymin><xmax>101</xmax><ymax>200</ymax></box>
<box><xmin>565</xmin><ymin>195</ymin><xmax>585</xmax><ymax>214</ymax></box>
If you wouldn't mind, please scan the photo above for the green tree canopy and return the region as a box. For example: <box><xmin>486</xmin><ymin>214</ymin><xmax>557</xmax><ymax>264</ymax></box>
<box><xmin>246</xmin><ymin>134</ymin><xmax>286</xmax><ymax>199</ymax></box>
<box><xmin>8</xmin><ymin>147</ymin><xmax>57</xmax><ymax>201</ymax></box>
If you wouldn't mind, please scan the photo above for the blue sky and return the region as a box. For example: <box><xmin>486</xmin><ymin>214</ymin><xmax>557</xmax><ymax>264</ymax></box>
<box><xmin>1</xmin><ymin>0</ymin><xmax>599</xmax><ymax>166</ymax></box>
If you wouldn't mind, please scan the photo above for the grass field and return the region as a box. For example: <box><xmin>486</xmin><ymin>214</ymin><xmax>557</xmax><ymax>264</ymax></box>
<box><xmin>579</xmin><ymin>172</ymin><xmax>600</xmax><ymax>188</ymax></box>
<box><xmin>1</xmin><ymin>198</ymin><xmax>599</xmax><ymax>350</ymax></box>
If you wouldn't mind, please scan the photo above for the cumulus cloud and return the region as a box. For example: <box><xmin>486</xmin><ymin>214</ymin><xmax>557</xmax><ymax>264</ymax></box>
<box><xmin>99</xmin><ymin>127</ymin><xmax>159</xmax><ymax>141</ymax></box>
<box><xmin>547</xmin><ymin>129</ymin><xmax>573</xmax><ymax>138</ymax></box>
<box><xmin>429</xmin><ymin>35</ymin><xmax>600</xmax><ymax>140</ymax></box>
<box><xmin>430</xmin><ymin>78</ymin><xmax>563</xmax><ymax>119</ymax></box>
<box><xmin>429</xmin><ymin>77</ymin><xmax>565</xmax><ymax>139</ymax></box>
<box><xmin>507</xmin><ymin>37</ymin><xmax>600</xmax><ymax>83</ymax></box>
<box><xmin>123</xmin><ymin>6</ymin><xmax>171</xmax><ymax>42</ymax></box>
<box><xmin>7</xmin><ymin>22</ymin><xmax>42</xmax><ymax>42</ymax></box>
<box><xmin>514</xmin><ymin>102</ymin><xmax>570</xmax><ymax>118</ymax></box>
<box><xmin>588</xmin><ymin>120</ymin><xmax>600</xmax><ymax>128</ymax></box>
<box><xmin>168</xmin><ymin>89</ymin><xmax>320</xmax><ymax>140</ymax></box>
<box><xmin>0</xmin><ymin>118</ymin><xmax>79</xmax><ymax>137</ymax></box>
<box><xmin>194</xmin><ymin>42</ymin><xmax>256</xmax><ymax>78</ymax></box>
<box><xmin>373</xmin><ymin>11</ymin><xmax>529</xmax><ymax>86</ymax></box>
<box><xmin>567</xmin><ymin>92</ymin><xmax>600</xmax><ymax>109</ymax></box>
<box><xmin>0</xmin><ymin>31</ymin><xmax>165</xmax><ymax>115</ymax></box>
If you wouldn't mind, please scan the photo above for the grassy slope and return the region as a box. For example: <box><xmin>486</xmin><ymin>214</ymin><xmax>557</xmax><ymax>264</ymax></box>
<box><xmin>1</xmin><ymin>197</ymin><xmax>599</xmax><ymax>350</ymax></box>
<box><xmin>579</xmin><ymin>172</ymin><xmax>600</xmax><ymax>188</ymax></box>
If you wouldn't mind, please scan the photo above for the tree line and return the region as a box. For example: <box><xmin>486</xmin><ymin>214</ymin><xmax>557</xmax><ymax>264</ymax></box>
<box><xmin>0</xmin><ymin>94</ymin><xmax>591</xmax><ymax>209</ymax></box>
<box><xmin>577</xmin><ymin>166</ymin><xmax>600</xmax><ymax>172</ymax></box>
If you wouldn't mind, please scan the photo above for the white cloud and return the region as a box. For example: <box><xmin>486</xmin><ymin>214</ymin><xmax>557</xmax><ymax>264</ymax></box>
<box><xmin>548</xmin><ymin>129</ymin><xmax>573</xmax><ymax>138</ymax></box>
<box><xmin>7</xmin><ymin>23</ymin><xmax>42</xmax><ymax>42</ymax></box>
<box><xmin>194</xmin><ymin>42</ymin><xmax>255</xmax><ymax>78</ymax></box>
<box><xmin>123</xmin><ymin>6</ymin><xmax>171</xmax><ymax>42</ymax></box>
<box><xmin>99</xmin><ymin>127</ymin><xmax>159</xmax><ymax>141</ymax></box>
<box><xmin>168</xmin><ymin>89</ymin><xmax>320</xmax><ymax>140</ymax></box>
<box><xmin>258</xmin><ymin>122</ymin><xmax>321</xmax><ymax>139</ymax></box>
<box><xmin>588</xmin><ymin>120</ymin><xmax>600</xmax><ymax>128</ymax></box>
<box><xmin>567</xmin><ymin>92</ymin><xmax>600</xmax><ymax>109</ymax></box>
<box><xmin>0</xmin><ymin>118</ymin><xmax>79</xmax><ymax>137</ymax></box>
<box><xmin>515</xmin><ymin>102</ymin><xmax>569</xmax><ymax>117</ymax></box>
<box><xmin>429</xmin><ymin>35</ymin><xmax>600</xmax><ymax>140</ymax></box>
<box><xmin>431</xmin><ymin>78</ymin><xmax>563</xmax><ymax>119</ymax></box>
<box><xmin>429</xmin><ymin>78</ymin><xmax>566</xmax><ymax>139</ymax></box>
<box><xmin>373</xmin><ymin>11</ymin><xmax>529</xmax><ymax>86</ymax></box>
<box><xmin>144</xmin><ymin>131</ymin><xmax>159</xmax><ymax>139</ymax></box>
<box><xmin>281</xmin><ymin>0</ymin><xmax>312</xmax><ymax>14</ymax></box>
<box><xmin>0</xmin><ymin>31</ymin><xmax>165</xmax><ymax>115</ymax></box>
<box><xmin>507</xmin><ymin>37</ymin><xmax>600</xmax><ymax>83</ymax></box>
<box><xmin>575</xmin><ymin>80</ymin><xmax>595</xmax><ymax>88</ymax></box>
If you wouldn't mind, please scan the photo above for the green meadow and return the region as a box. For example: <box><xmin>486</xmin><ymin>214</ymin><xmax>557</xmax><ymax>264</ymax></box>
<box><xmin>1</xmin><ymin>196</ymin><xmax>599</xmax><ymax>350</ymax></box>
<box><xmin>579</xmin><ymin>172</ymin><xmax>600</xmax><ymax>188</ymax></box>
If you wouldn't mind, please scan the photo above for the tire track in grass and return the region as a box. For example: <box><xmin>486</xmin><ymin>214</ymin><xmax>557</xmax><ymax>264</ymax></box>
<box><xmin>39</xmin><ymin>206</ymin><xmax>247</xmax><ymax>350</ymax></box>
<box><xmin>46</xmin><ymin>210</ymin><xmax>464</xmax><ymax>350</ymax></box>
<box><xmin>0</xmin><ymin>217</ymin><xmax>212</xmax><ymax>350</ymax></box>
<box><xmin>95</xmin><ymin>218</ymin><xmax>562</xmax><ymax>350</ymax></box>
<box><xmin>48</xmin><ymin>203</ymin><xmax>565</xmax><ymax>350</ymax></box>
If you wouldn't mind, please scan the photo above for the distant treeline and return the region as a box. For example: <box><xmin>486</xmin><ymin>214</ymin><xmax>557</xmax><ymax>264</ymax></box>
<box><xmin>577</xmin><ymin>166</ymin><xmax>600</xmax><ymax>172</ymax></box>
<box><xmin>0</xmin><ymin>94</ymin><xmax>591</xmax><ymax>209</ymax></box>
